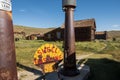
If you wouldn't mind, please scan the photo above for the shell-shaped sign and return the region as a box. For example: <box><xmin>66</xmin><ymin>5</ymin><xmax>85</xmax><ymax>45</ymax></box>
<box><xmin>34</xmin><ymin>44</ymin><xmax>63</xmax><ymax>65</ymax></box>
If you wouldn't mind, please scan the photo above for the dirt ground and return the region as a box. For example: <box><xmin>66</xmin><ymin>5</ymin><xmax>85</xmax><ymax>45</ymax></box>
<box><xmin>18</xmin><ymin>68</ymin><xmax>44</xmax><ymax>80</ymax></box>
<box><xmin>18</xmin><ymin>54</ymin><xmax>93</xmax><ymax>80</ymax></box>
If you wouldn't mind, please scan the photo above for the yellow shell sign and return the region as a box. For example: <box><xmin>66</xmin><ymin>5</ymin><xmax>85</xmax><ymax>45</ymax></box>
<box><xmin>34</xmin><ymin>44</ymin><xmax>63</xmax><ymax>65</ymax></box>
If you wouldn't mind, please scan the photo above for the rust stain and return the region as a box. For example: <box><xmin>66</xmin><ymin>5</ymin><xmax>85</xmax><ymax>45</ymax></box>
<box><xmin>6</xmin><ymin>11</ymin><xmax>12</xmax><ymax>19</ymax></box>
<box><xmin>0</xmin><ymin>68</ymin><xmax>12</xmax><ymax>80</ymax></box>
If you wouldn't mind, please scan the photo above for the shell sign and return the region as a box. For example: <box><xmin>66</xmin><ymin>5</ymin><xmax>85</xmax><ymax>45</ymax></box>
<box><xmin>34</xmin><ymin>44</ymin><xmax>63</xmax><ymax>73</ymax></box>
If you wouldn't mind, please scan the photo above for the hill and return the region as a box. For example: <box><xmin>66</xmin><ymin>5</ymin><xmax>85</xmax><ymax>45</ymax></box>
<box><xmin>14</xmin><ymin>25</ymin><xmax>120</xmax><ymax>39</ymax></box>
<box><xmin>13</xmin><ymin>25</ymin><xmax>55</xmax><ymax>35</ymax></box>
<box><xmin>107</xmin><ymin>30</ymin><xmax>120</xmax><ymax>39</ymax></box>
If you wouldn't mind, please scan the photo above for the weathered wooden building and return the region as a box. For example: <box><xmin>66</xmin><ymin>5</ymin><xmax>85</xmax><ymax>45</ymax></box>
<box><xmin>95</xmin><ymin>31</ymin><xmax>107</xmax><ymax>40</ymax></box>
<box><xmin>26</xmin><ymin>33</ymin><xmax>44</xmax><ymax>40</ymax></box>
<box><xmin>44</xmin><ymin>28</ymin><xmax>63</xmax><ymax>41</ymax></box>
<box><xmin>44</xmin><ymin>18</ymin><xmax>96</xmax><ymax>41</ymax></box>
<box><xmin>36</xmin><ymin>33</ymin><xmax>44</xmax><ymax>40</ymax></box>
<box><xmin>73</xmin><ymin>18</ymin><xmax>96</xmax><ymax>41</ymax></box>
<box><xmin>26</xmin><ymin>34</ymin><xmax>36</xmax><ymax>40</ymax></box>
<box><xmin>14</xmin><ymin>31</ymin><xmax>26</xmax><ymax>40</ymax></box>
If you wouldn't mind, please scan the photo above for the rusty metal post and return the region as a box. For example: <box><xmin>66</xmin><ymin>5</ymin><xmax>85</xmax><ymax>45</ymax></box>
<box><xmin>0</xmin><ymin>0</ymin><xmax>18</xmax><ymax>80</ymax></box>
<box><xmin>61</xmin><ymin>0</ymin><xmax>79</xmax><ymax>76</ymax></box>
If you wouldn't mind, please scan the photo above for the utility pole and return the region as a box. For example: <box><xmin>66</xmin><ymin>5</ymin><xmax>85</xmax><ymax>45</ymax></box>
<box><xmin>62</xmin><ymin>0</ymin><xmax>78</xmax><ymax>76</ymax></box>
<box><xmin>0</xmin><ymin>0</ymin><xmax>18</xmax><ymax>80</ymax></box>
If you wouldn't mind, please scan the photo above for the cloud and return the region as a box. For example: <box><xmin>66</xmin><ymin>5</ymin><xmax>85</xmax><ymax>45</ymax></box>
<box><xmin>19</xmin><ymin>9</ymin><xmax>26</xmax><ymax>12</ymax></box>
<box><xmin>112</xmin><ymin>25</ymin><xmax>120</xmax><ymax>28</ymax></box>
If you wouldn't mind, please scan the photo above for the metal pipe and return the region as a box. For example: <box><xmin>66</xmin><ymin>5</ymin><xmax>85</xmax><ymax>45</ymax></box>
<box><xmin>0</xmin><ymin>10</ymin><xmax>18</xmax><ymax>80</ymax></box>
<box><xmin>63</xmin><ymin>7</ymin><xmax>78</xmax><ymax>76</ymax></box>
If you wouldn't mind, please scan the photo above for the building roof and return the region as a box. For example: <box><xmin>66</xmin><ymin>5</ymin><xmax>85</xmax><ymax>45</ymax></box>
<box><xmin>61</xmin><ymin>18</ymin><xmax>96</xmax><ymax>29</ymax></box>
<box><xmin>95</xmin><ymin>31</ymin><xmax>107</xmax><ymax>35</ymax></box>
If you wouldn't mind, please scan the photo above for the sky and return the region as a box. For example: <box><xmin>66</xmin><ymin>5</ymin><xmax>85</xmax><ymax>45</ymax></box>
<box><xmin>12</xmin><ymin>0</ymin><xmax>120</xmax><ymax>31</ymax></box>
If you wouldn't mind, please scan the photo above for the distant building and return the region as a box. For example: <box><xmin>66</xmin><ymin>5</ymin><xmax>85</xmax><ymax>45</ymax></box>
<box><xmin>44</xmin><ymin>28</ymin><xmax>63</xmax><ymax>41</ymax></box>
<box><xmin>44</xmin><ymin>18</ymin><xmax>96</xmax><ymax>41</ymax></box>
<box><xmin>95</xmin><ymin>31</ymin><xmax>107</xmax><ymax>40</ymax></box>
<box><xmin>26</xmin><ymin>34</ymin><xmax>36</xmax><ymax>40</ymax></box>
<box><xmin>26</xmin><ymin>33</ymin><xmax>44</xmax><ymax>40</ymax></box>
<box><xmin>14</xmin><ymin>31</ymin><xmax>26</xmax><ymax>40</ymax></box>
<box><xmin>37</xmin><ymin>33</ymin><xmax>44</xmax><ymax>40</ymax></box>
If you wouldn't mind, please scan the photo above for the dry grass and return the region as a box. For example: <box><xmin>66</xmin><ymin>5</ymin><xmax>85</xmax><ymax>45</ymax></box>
<box><xmin>14</xmin><ymin>25</ymin><xmax>55</xmax><ymax>35</ymax></box>
<box><xmin>15</xmin><ymin>40</ymin><xmax>120</xmax><ymax>80</ymax></box>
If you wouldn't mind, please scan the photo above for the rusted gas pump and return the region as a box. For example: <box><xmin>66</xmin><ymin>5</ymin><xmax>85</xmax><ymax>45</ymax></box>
<box><xmin>0</xmin><ymin>0</ymin><xmax>18</xmax><ymax>80</ymax></box>
<box><xmin>61</xmin><ymin>0</ymin><xmax>79</xmax><ymax>76</ymax></box>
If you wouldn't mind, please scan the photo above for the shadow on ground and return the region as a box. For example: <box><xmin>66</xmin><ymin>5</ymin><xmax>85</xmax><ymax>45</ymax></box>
<box><xmin>78</xmin><ymin>58</ymin><xmax>120</xmax><ymax>80</ymax></box>
<box><xmin>17</xmin><ymin>63</ymin><xmax>45</xmax><ymax>80</ymax></box>
<box><xmin>17</xmin><ymin>58</ymin><xmax>120</xmax><ymax>80</ymax></box>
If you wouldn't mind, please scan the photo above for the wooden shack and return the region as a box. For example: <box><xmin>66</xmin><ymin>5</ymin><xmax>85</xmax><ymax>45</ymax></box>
<box><xmin>26</xmin><ymin>33</ymin><xmax>45</xmax><ymax>40</ymax></box>
<box><xmin>14</xmin><ymin>31</ymin><xmax>26</xmax><ymax>40</ymax></box>
<box><xmin>95</xmin><ymin>31</ymin><xmax>107</xmax><ymax>40</ymax></box>
<box><xmin>36</xmin><ymin>33</ymin><xmax>44</xmax><ymax>40</ymax></box>
<box><xmin>44</xmin><ymin>18</ymin><xmax>96</xmax><ymax>41</ymax></box>
<box><xmin>62</xmin><ymin>18</ymin><xmax>96</xmax><ymax>41</ymax></box>
<box><xmin>44</xmin><ymin>28</ymin><xmax>63</xmax><ymax>41</ymax></box>
<box><xmin>26</xmin><ymin>34</ymin><xmax>36</xmax><ymax>40</ymax></box>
